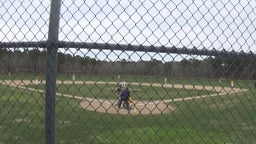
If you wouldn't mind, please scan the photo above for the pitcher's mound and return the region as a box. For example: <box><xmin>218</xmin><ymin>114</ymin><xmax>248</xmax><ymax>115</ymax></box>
<box><xmin>80</xmin><ymin>98</ymin><xmax>174</xmax><ymax>115</ymax></box>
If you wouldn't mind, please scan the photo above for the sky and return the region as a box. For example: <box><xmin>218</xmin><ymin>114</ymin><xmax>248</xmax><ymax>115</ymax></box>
<box><xmin>1</xmin><ymin>0</ymin><xmax>256</xmax><ymax>61</ymax></box>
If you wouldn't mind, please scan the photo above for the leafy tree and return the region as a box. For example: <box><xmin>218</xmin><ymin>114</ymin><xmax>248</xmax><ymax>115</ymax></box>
<box><xmin>28</xmin><ymin>49</ymin><xmax>43</xmax><ymax>73</ymax></box>
<box><xmin>163</xmin><ymin>62</ymin><xmax>172</xmax><ymax>76</ymax></box>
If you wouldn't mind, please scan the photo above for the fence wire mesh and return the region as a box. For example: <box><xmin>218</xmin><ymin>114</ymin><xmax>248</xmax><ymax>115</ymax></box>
<box><xmin>1</xmin><ymin>0</ymin><xmax>256</xmax><ymax>143</ymax></box>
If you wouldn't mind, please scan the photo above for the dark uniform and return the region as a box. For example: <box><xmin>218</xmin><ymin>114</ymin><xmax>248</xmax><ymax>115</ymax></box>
<box><xmin>117</xmin><ymin>88</ymin><xmax>130</xmax><ymax>110</ymax></box>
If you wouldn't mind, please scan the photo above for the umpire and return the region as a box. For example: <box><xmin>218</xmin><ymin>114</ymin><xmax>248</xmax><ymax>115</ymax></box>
<box><xmin>117</xmin><ymin>87</ymin><xmax>130</xmax><ymax>110</ymax></box>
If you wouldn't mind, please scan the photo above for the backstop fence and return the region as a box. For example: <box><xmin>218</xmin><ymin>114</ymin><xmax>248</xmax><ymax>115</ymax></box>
<box><xmin>1</xmin><ymin>0</ymin><xmax>256</xmax><ymax>143</ymax></box>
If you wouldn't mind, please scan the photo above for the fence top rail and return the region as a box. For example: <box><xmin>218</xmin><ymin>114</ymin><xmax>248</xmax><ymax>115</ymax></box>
<box><xmin>0</xmin><ymin>41</ymin><xmax>254</xmax><ymax>57</ymax></box>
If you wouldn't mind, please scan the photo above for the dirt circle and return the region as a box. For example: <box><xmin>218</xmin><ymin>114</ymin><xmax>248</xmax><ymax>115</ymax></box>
<box><xmin>80</xmin><ymin>98</ymin><xmax>174</xmax><ymax>115</ymax></box>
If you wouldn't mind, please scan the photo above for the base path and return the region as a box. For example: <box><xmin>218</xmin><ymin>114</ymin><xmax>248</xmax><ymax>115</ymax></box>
<box><xmin>1</xmin><ymin>80</ymin><xmax>248</xmax><ymax>115</ymax></box>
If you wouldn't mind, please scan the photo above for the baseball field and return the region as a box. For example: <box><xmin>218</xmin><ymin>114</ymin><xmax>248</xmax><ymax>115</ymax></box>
<box><xmin>0</xmin><ymin>74</ymin><xmax>255</xmax><ymax>143</ymax></box>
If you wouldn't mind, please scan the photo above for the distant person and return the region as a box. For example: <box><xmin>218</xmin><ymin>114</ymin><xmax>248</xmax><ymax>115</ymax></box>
<box><xmin>254</xmin><ymin>80</ymin><xmax>256</xmax><ymax>88</ymax></box>
<box><xmin>117</xmin><ymin>87</ymin><xmax>130</xmax><ymax>110</ymax></box>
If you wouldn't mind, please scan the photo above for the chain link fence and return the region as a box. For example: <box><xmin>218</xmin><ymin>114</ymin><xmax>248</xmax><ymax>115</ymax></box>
<box><xmin>1</xmin><ymin>0</ymin><xmax>256</xmax><ymax>143</ymax></box>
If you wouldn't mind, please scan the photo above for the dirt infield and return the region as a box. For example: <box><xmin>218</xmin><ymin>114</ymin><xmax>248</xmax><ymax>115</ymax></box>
<box><xmin>79</xmin><ymin>98</ymin><xmax>174</xmax><ymax>115</ymax></box>
<box><xmin>78</xmin><ymin>82</ymin><xmax>247</xmax><ymax>115</ymax></box>
<box><xmin>1</xmin><ymin>80</ymin><xmax>248</xmax><ymax>115</ymax></box>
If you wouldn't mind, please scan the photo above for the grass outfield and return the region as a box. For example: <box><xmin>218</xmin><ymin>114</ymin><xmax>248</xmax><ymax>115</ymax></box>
<box><xmin>0</xmin><ymin>73</ymin><xmax>253</xmax><ymax>88</ymax></box>
<box><xmin>0</xmin><ymin>75</ymin><xmax>256</xmax><ymax>143</ymax></box>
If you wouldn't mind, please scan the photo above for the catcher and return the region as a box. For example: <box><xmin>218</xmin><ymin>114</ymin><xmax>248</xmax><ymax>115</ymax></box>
<box><xmin>128</xmin><ymin>96</ymin><xmax>134</xmax><ymax>109</ymax></box>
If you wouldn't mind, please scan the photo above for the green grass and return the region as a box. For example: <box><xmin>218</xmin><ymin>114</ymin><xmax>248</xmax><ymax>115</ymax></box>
<box><xmin>1</xmin><ymin>73</ymin><xmax>252</xmax><ymax>88</ymax></box>
<box><xmin>0</xmin><ymin>85</ymin><xmax>45</xmax><ymax>144</ymax></box>
<box><xmin>0</xmin><ymin>74</ymin><xmax>256</xmax><ymax>143</ymax></box>
<box><xmin>29</xmin><ymin>83</ymin><xmax>215</xmax><ymax>101</ymax></box>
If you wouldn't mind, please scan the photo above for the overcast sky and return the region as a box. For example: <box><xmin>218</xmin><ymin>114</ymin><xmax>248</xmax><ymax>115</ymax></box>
<box><xmin>1</xmin><ymin>0</ymin><xmax>256</xmax><ymax>61</ymax></box>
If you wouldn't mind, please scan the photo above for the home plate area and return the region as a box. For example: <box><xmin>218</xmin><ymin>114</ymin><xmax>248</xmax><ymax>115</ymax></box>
<box><xmin>79</xmin><ymin>98</ymin><xmax>174</xmax><ymax>115</ymax></box>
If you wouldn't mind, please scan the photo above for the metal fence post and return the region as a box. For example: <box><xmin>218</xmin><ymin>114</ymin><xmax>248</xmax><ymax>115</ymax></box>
<box><xmin>46</xmin><ymin>0</ymin><xmax>61</xmax><ymax>144</ymax></box>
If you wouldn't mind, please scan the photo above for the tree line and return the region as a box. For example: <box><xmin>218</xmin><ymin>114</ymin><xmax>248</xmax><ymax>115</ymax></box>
<box><xmin>1</xmin><ymin>48</ymin><xmax>255</xmax><ymax>80</ymax></box>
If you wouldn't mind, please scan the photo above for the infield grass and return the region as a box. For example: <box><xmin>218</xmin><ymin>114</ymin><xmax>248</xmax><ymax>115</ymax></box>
<box><xmin>29</xmin><ymin>83</ymin><xmax>216</xmax><ymax>101</ymax></box>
